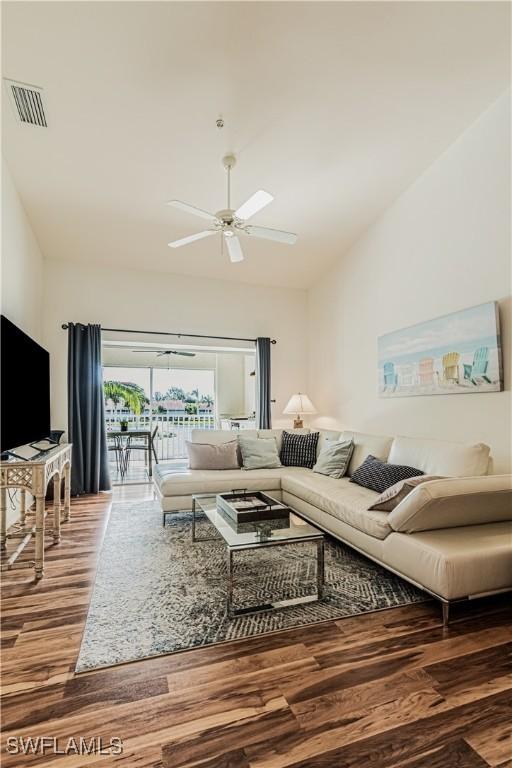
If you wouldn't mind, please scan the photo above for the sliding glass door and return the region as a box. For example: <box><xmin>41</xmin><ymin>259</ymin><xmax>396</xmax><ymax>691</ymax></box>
<box><xmin>103</xmin><ymin>365</ymin><xmax>216</xmax><ymax>465</ymax></box>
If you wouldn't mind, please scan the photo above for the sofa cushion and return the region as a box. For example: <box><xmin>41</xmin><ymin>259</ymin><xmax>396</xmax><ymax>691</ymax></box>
<box><xmin>387</xmin><ymin>435</ymin><xmax>490</xmax><ymax>477</ymax></box>
<box><xmin>281</xmin><ymin>471</ymin><xmax>391</xmax><ymax>539</ymax></box>
<box><xmin>383</xmin><ymin>522</ymin><xmax>512</xmax><ymax>600</ymax></box>
<box><xmin>281</xmin><ymin>491</ymin><xmax>385</xmax><ymax>561</ymax></box>
<box><xmin>191</xmin><ymin>429</ymin><xmax>259</xmax><ymax>444</ymax></box>
<box><xmin>388</xmin><ymin>474</ymin><xmax>512</xmax><ymax>533</ymax></box>
<box><xmin>153</xmin><ymin>465</ymin><xmax>285</xmax><ymax>496</ymax></box>
<box><xmin>340</xmin><ymin>431</ymin><xmax>393</xmax><ymax>475</ymax></box>
<box><xmin>316</xmin><ymin>429</ymin><xmax>342</xmax><ymax>457</ymax></box>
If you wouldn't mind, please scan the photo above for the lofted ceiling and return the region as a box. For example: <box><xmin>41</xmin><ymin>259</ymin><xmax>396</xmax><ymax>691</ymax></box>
<box><xmin>2</xmin><ymin>1</ymin><xmax>510</xmax><ymax>289</ymax></box>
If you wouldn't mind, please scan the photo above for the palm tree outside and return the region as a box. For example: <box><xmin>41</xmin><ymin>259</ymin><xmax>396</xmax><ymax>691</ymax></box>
<box><xmin>103</xmin><ymin>381</ymin><xmax>148</xmax><ymax>415</ymax></box>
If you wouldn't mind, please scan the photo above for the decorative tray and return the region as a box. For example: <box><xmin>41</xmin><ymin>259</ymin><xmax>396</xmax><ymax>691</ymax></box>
<box><xmin>216</xmin><ymin>490</ymin><xmax>290</xmax><ymax>523</ymax></box>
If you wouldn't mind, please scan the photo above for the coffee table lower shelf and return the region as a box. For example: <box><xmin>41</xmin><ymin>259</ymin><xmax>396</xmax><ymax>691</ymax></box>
<box><xmin>191</xmin><ymin>493</ymin><xmax>326</xmax><ymax>619</ymax></box>
<box><xmin>225</xmin><ymin>539</ymin><xmax>325</xmax><ymax>618</ymax></box>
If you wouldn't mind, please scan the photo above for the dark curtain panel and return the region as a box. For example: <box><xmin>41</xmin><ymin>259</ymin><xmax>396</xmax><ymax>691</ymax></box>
<box><xmin>255</xmin><ymin>337</ymin><xmax>272</xmax><ymax>429</ymax></box>
<box><xmin>67</xmin><ymin>323</ymin><xmax>111</xmax><ymax>495</ymax></box>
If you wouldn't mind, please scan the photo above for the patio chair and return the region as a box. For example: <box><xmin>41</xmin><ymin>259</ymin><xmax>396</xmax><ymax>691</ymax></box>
<box><xmin>418</xmin><ymin>357</ymin><xmax>435</xmax><ymax>386</ymax></box>
<box><xmin>383</xmin><ymin>362</ymin><xmax>398</xmax><ymax>391</ymax></box>
<box><xmin>398</xmin><ymin>363</ymin><xmax>416</xmax><ymax>387</ymax></box>
<box><xmin>442</xmin><ymin>352</ymin><xmax>460</xmax><ymax>384</ymax></box>
<box><xmin>125</xmin><ymin>425</ymin><xmax>159</xmax><ymax>474</ymax></box>
<box><xmin>463</xmin><ymin>347</ymin><xmax>491</xmax><ymax>385</ymax></box>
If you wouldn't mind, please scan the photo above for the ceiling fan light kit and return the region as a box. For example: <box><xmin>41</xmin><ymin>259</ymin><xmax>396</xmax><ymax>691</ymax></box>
<box><xmin>167</xmin><ymin>153</ymin><xmax>298</xmax><ymax>263</ymax></box>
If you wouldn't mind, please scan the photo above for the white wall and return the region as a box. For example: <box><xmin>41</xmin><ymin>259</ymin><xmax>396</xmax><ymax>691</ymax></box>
<box><xmin>216</xmin><ymin>353</ymin><xmax>245</xmax><ymax>417</ymax></box>
<box><xmin>307</xmin><ymin>91</ymin><xmax>511</xmax><ymax>473</ymax></box>
<box><xmin>42</xmin><ymin>261</ymin><xmax>307</xmax><ymax>434</ymax></box>
<box><xmin>1</xmin><ymin>160</ymin><xmax>46</xmax><ymax>524</ymax></box>
<box><xmin>1</xmin><ymin>160</ymin><xmax>44</xmax><ymax>343</ymax></box>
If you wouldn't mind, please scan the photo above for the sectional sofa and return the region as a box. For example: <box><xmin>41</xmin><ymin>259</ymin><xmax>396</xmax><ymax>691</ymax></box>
<box><xmin>153</xmin><ymin>428</ymin><xmax>512</xmax><ymax>624</ymax></box>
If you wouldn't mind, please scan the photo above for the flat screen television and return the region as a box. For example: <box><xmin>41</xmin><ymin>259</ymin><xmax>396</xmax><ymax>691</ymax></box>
<box><xmin>1</xmin><ymin>315</ymin><xmax>51</xmax><ymax>453</ymax></box>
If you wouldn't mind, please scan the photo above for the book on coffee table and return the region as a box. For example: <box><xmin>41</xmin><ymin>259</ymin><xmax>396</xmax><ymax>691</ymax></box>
<box><xmin>216</xmin><ymin>490</ymin><xmax>290</xmax><ymax>523</ymax></box>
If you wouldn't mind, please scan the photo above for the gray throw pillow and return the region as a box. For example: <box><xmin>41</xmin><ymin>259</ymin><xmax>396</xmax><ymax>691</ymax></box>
<box><xmin>186</xmin><ymin>440</ymin><xmax>240</xmax><ymax>470</ymax></box>
<box><xmin>313</xmin><ymin>439</ymin><xmax>354</xmax><ymax>479</ymax></box>
<box><xmin>238</xmin><ymin>436</ymin><xmax>282</xmax><ymax>470</ymax></box>
<box><xmin>368</xmin><ymin>475</ymin><xmax>445</xmax><ymax>512</ymax></box>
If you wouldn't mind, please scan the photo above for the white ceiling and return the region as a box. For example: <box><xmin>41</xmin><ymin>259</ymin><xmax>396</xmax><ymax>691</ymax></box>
<box><xmin>2</xmin><ymin>2</ymin><xmax>510</xmax><ymax>289</ymax></box>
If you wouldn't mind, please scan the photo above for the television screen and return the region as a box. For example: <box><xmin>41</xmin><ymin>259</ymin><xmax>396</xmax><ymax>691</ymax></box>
<box><xmin>1</xmin><ymin>315</ymin><xmax>51</xmax><ymax>453</ymax></box>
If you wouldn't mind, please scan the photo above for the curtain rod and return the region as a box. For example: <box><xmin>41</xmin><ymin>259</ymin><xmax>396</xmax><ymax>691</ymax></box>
<box><xmin>60</xmin><ymin>324</ymin><xmax>276</xmax><ymax>345</ymax></box>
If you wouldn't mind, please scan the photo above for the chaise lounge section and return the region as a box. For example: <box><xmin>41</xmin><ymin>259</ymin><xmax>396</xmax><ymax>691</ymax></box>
<box><xmin>154</xmin><ymin>429</ymin><xmax>512</xmax><ymax>623</ymax></box>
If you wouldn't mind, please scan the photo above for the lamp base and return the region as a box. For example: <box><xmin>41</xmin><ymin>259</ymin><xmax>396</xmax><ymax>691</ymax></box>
<box><xmin>293</xmin><ymin>417</ymin><xmax>304</xmax><ymax>429</ymax></box>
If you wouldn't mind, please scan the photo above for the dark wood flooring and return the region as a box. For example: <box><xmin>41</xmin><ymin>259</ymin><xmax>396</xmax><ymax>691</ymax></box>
<box><xmin>1</xmin><ymin>486</ymin><xmax>510</xmax><ymax>767</ymax></box>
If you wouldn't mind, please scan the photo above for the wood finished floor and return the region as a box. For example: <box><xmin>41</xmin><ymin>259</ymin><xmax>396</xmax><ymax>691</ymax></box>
<box><xmin>1</xmin><ymin>485</ymin><xmax>511</xmax><ymax>768</ymax></box>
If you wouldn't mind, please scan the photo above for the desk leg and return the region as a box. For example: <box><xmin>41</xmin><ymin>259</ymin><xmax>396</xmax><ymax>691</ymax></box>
<box><xmin>20</xmin><ymin>489</ymin><xmax>27</xmax><ymax>531</ymax></box>
<box><xmin>1</xmin><ymin>488</ymin><xmax>6</xmax><ymax>551</ymax></box>
<box><xmin>64</xmin><ymin>464</ymin><xmax>71</xmax><ymax>522</ymax></box>
<box><xmin>53</xmin><ymin>474</ymin><xmax>61</xmax><ymax>544</ymax></box>
<box><xmin>148</xmin><ymin>435</ymin><xmax>153</xmax><ymax>478</ymax></box>
<box><xmin>35</xmin><ymin>494</ymin><xmax>45</xmax><ymax>580</ymax></box>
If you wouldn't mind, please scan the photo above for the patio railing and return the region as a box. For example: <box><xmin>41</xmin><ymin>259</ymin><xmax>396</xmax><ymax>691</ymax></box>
<box><xmin>105</xmin><ymin>412</ymin><xmax>216</xmax><ymax>460</ymax></box>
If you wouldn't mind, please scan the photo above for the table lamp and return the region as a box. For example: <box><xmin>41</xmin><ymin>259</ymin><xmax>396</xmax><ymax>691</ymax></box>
<box><xmin>283</xmin><ymin>393</ymin><xmax>317</xmax><ymax>428</ymax></box>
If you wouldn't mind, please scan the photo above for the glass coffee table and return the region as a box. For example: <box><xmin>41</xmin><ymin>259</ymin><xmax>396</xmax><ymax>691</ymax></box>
<box><xmin>191</xmin><ymin>493</ymin><xmax>325</xmax><ymax>618</ymax></box>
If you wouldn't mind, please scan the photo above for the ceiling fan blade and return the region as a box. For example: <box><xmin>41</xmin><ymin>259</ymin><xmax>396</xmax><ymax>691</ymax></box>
<box><xmin>133</xmin><ymin>349</ymin><xmax>196</xmax><ymax>357</ymax></box>
<box><xmin>167</xmin><ymin>200</ymin><xmax>218</xmax><ymax>222</ymax></box>
<box><xmin>225</xmin><ymin>234</ymin><xmax>244</xmax><ymax>263</ymax></box>
<box><xmin>244</xmin><ymin>225</ymin><xmax>297</xmax><ymax>245</ymax></box>
<box><xmin>234</xmin><ymin>190</ymin><xmax>273</xmax><ymax>221</ymax></box>
<box><xmin>168</xmin><ymin>230</ymin><xmax>217</xmax><ymax>248</ymax></box>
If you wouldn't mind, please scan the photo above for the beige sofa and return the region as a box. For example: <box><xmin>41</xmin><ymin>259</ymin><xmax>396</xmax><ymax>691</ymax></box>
<box><xmin>153</xmin><ymin>429</ymin><xmax>512</xmax><ymax>624</ymax></box>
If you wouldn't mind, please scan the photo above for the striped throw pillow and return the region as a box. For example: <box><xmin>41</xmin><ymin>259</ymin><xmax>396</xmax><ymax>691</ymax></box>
<box><xmin>280</xmin><ymin>431</ymin><xmax>319</xmax><ymax>469</ymax></box>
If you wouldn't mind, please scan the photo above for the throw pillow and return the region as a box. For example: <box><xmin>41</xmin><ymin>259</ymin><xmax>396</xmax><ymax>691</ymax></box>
<box><xmin>350</xmin><ymin>455</ymin><xmax>424</xmax><ymax>494</ymax></box>
<box><xmin>238</xmin><ymin>436</ymin><xmax>282</xmax><ymax>470</ymax></box>
<box><xmin>280</xmin><ymin>431</ymin><xmax>320</xmax><ymax>469</ymax></box>
<box><xmin>369</xmin><ymin>475</ymin><xmax>444</xmax><ymax>512</ymax></box>
<box><xmin>186</xmin><ymin>440</ymin><xmax>239</xmax><ymax>470</ymax></box>
<box><xmin>313</xmin><ymin>439</ymin><xmax>354</xmax><ymax>479</ymax></box>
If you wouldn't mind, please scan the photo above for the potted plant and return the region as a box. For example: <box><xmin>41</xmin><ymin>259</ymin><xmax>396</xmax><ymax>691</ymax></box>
<box><xmin>120</xmin><ymin>419</ymin><xmax>129</xmax><ymax>432</ymax></box>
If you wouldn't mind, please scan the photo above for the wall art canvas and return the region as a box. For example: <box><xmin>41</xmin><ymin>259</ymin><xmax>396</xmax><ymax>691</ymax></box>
<box><xmin>378</xmin><ymin>302</ymin><xmax>503</xmax><ymax>398</ymax></box>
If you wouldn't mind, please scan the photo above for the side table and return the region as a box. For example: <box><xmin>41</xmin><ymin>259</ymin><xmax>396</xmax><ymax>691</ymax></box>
<box><xmin>0</xmin><ymin>443</ymin><xmax>72</xmax><ymax>579</ymax></box>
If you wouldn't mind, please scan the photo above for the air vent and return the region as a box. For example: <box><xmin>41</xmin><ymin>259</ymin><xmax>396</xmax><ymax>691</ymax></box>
<box><xmin>4</xmin><ymin>79</ymin><xmax>47</xmax><ymax>127</ymax></box>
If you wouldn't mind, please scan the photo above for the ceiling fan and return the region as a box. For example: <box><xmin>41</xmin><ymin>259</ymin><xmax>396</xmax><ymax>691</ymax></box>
<box><xmin>132</xmin><ymin>349</ymin><xmax>196</xmax><ymax>358</ymax></box>
<box><xmin>167</xmin><ymin>154</ymin><xmax>298</xmax><ymax>263</ymax></box>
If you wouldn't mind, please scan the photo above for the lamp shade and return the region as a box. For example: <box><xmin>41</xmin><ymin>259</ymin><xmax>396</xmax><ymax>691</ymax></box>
<box><xmin>283</xmin><ymin>393</ymin><xmax>317</xmax><ymax>415</ymax></box>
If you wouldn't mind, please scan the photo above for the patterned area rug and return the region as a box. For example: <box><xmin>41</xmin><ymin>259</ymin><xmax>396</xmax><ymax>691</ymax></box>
<box><xmin>76</xmin><ymin>499</ymin><xmax>425</xmax><ymax>671</ymax></box>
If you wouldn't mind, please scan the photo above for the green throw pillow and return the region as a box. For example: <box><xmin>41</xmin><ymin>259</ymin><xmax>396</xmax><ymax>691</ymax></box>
<box><xmin>238</xmin><ymin>436</ymin><xmax>282</xmax><ymax>470</ymax></box>
<box><xmin>313</xmin><ymin>439</ymin><xmax>354</xmax><ymax>479</ymax></box>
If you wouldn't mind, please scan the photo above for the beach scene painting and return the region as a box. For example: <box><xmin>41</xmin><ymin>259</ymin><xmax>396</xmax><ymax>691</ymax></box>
<box><xmin>378</xmin><ymin>302</ymin><xmax>503</xmax><ymax>398</ymax></box>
